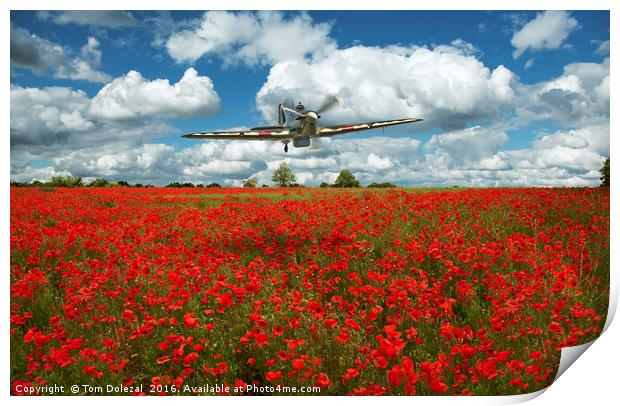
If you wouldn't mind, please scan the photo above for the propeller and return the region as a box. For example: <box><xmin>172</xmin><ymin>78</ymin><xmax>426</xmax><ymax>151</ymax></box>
<box><xmin>280</xmin><ymin>94</ymin><xmax>341</xmax><ymax>123</ymax></box>
<box><xmin>316</xmin><ymin>94</ymin><xmax>342</xmax><ymax>115</ymax></box>
<box><xmin>282</xmin><ymin>106</ymin><xmax>305</xmax><ymax>117</ymax></box>
<box><xmin>278</xmin><ymin>103</ymin><xmax>286</xmax><ymax>126</ymax></box>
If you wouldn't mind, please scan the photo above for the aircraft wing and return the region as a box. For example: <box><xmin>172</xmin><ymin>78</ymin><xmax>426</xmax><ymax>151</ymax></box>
<box><xmin>182</xmin><ymin>127</ymin><xmax>292</xmax><ymax>140</ymax></box>
<box><xmin>317</xmin><ymin>117</ymin><xmax>423</xmax><ymax>137</ymax></box>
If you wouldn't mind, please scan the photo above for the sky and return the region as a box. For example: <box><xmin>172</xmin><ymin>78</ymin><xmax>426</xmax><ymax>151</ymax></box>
<box><xmin>9</xmin><ymin>10</ymin><xmax>610</xmax><ymax>186</ymax></box>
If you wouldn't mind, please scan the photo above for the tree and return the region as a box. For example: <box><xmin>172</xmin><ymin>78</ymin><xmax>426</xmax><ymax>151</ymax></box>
<box><xmin>319</xmin><ymin>182</ymin><xmax>331</xmax><ymax>188</ymax></box>
<box><xmin>272</xmin><ymin>163</ymin><xmax>296</xmax><ymax>187</ymax></box>
<box><xmin>65</xmin><ymin>176</ymin><xmax>83</xmax><ymax>187</ymax></box>
<box><xmin>243</xmin><ymin>178</ymin><xmax>257</xmax><ymax>188</ymax></box>
<box><xmin>47</xmin><ymin>175</ymin><xmax>83</xmax><ymax>187</ymax></box>
<box><xmin>334</xmin><ymin>170</ymin><xmax>361</xmax><ymax>188</ymax></box>
<box><xmin>47</xmin><ymin>176</ymin><xmax>65</xmax><ymax>187</ymax></box>
<box><xmin>206</xmin><ymin>183</ymin><xmax>221</xmax><ymax>188</ymax></box>
<box><xmin>600</xmin><ymin>157</ymin><xmax>610</xmax><ymax>186</ymax></box>
<box><xmin>116</xmin><ymin>180</ymin><xmax>130</xmax><ymax>187</ymax></box>
<box><xmin>88</xmin><ymin>178</ymin><xmax>110</xmax><ymax>187</ymax></box>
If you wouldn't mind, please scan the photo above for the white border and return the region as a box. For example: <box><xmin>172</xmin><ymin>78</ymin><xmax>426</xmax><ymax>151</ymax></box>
<box><xmin>3</xmin><ymin>0</ymin><xmax>618</xmax><ymax>10</ymax></box>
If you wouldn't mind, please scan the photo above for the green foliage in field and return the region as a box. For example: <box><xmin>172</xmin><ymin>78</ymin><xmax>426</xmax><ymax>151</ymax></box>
<box><xmin>367</xmin><ymin>182</ymin><xmax>397</xmax><ymax>188</ymax></box>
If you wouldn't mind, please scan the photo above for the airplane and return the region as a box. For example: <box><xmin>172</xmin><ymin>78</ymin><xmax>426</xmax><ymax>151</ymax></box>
<box><xmin>181</xmin><ymin>94</ymin><xmax>423</xmax><ymax>153</ymax></box>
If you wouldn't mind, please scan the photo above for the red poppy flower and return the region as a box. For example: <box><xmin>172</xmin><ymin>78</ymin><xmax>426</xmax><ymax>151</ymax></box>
<box><xmin>316</xmin><ymin>373</ymin><xmax>331</xmax><ymax>389</ymax></box>
<box><xmin>265</xmin><ymin>371</ymin><xmax>282</xmax><ymax>381</ymax></box>
<box><xmin>182</xmin><ymin>313</ymin><xmax>199</xmax><ymax>328</ymax></box>
<box><xmin>9</xmin><ymin>186</ymin><xmax>609</xmax><ymax>396</ymax></box>
<box><xmin>387</xmin><ymin>365</ymin><xmax>403</xmax><ymax>387</ymax></box>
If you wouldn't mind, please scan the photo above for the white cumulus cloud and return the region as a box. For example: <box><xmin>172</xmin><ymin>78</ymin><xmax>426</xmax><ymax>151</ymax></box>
<box><xmin>256</xmin><ymin>44</ymin><xmax>515</xmax><ymax>130</ymax></box>
<box><xmin>89</xmin><ymin>68</ymin><xmax>220</xmax><ymax>120</ymax></box>
<box><xmin>426</xmin><ymin>126</ymin><xmax>509</xmax><ymax>167</ymax></box>
<box><xmin>10</xmin><ymin>124</ymin><xmax>608</xmax><ymax>188</ymax></box>
<box><xmin>11</xmin><ymin>25</ymin><xmax>111</xmax><ymax>83</ymax></box>
<box><xmin>502</xmin><ymin>125</ymin><xmax>608</xmax><ymax>174</ymax></box>
<box><xmin>165</xmin><ymin>11</ymin><xmax>336</xmax><ymax>66</ymax></box>
<box><xmin>515</xmin><ymin>58</ymin><xmax>609</xmax><ymax>127</ymax></box>
<box><xmin>10</xmin><ymin>85</ymin><xmax>94</xmax><ymax>146</ymax></box>
<box><xmin>594</xmin><ymin>40</ymin><xmax>610</xmax><ymax>56</ymax></box>
<box><xmin>11</xmin><ymin>68</ymin><xmax>221</xmax><ymax>159</ymax></box>
<box><xmin>511</xmin><ymin>11</ymin><xmax>579</xmax><ymax>58</ymax></box>
<box><xmin>37</xmin><ymin>11</ymin><xmax>136</xmax><ymax>29</ymax></box>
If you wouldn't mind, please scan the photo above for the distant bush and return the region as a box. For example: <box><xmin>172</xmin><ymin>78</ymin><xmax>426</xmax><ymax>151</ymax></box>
<box><xmin>367</xmin><ymin>182</ymin><xmax>397</xmax><ymax>188</ymax></box>
<box><xmin>181</xmin><ymin>182</ymin><xmax>195</xmax><ymax>188</ymax></box>
<box><xmin>88</xmin><ymin>178</ymin><xmax>110</xmax><ymax>187</ymax></box>
<box><xmin>243</xmin><ymin>178</ymin><xmax>257</xmax><ymax>188</ymax></box>
<box><xmin>47</xmin><ymin>175</ymin><xmax>83</xmax><ymax>187</ymax></box>
<box><xmin>166</xmin><ymin>182</ymin><xmax>183</xmax><ymax>188</ymax></box>
<box><xmin>319</xmin><ymin>182</ymin><xmax>331</xmax><ymax>188</ymax></box>
<box><xmin>206</xmin><ymin>183</ymin><xmax>221</xmax><ymax>188</ymax></box>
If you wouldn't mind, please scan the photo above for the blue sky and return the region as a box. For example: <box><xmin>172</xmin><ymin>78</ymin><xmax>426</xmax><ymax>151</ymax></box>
<box><xmin>10</xmin><ymin>10</ymin><xmax>610</xmax><ymax>186</ymax></box>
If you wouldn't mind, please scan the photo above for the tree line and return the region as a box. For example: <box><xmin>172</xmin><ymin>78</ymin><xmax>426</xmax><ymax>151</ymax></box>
<box><xmin>10</xmin><ymin>176</ymin><xmax>224</xmax><ymax>188</ymax></box>
<box><xmin>10</xmin><ymin>158</ymin><xmax>611</xmax><ymax>188</ymax></box>
<box><xmin>10</xmin><ymin>166</ymin><xmax>389</xmax><ymax>189</ymax></box>
<box><xmin>245</xmin><ymin>163</ymin><xmax>396</xmax><ymax>188</ymax></box>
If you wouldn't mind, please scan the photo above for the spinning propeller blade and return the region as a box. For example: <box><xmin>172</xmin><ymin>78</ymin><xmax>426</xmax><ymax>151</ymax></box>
<box><xmin>278</xmin><ymin>103</ymin><xmax>286</xmax><ymax>126</ymax></box>
<box><xmin>282</xmin><ymin>106</ymin><xmax>305</xmax><ymax>117</ymax></box>
<box><xmin>317</xmin><ymin>94</ymin><xmax>342</xmax><ymax>114</ymax></box>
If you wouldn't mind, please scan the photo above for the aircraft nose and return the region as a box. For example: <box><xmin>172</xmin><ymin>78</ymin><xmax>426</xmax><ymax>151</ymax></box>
<box><xmin>307</xmin><ymin>111</ymin><xmax>319</xmax><ymax>120</ymax></box>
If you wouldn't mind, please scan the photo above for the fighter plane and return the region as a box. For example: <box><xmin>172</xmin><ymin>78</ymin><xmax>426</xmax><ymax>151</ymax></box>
<box><xmin>182</xmin><ymin>95</ymin><xmax>423</xmax><ymax>153</ymax></box>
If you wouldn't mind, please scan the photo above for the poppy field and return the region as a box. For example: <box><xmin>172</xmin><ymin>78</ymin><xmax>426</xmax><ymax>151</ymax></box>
<box><xmin>10</xmin><ymin>186</ymin><xmax>609</xmax><ymax>396</ymax></box>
